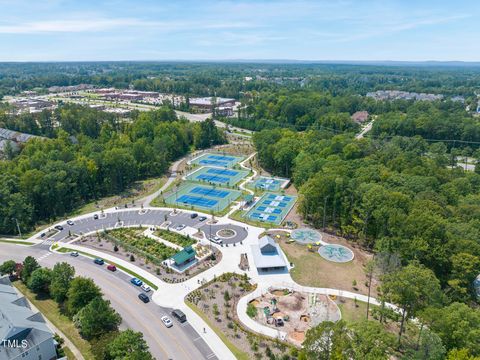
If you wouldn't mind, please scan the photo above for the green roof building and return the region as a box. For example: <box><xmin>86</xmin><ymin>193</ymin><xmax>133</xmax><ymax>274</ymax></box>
<box><xmin>172</xmin><ymin>246</ymin><xmax>196</xmax><ymax>266</ymax></box>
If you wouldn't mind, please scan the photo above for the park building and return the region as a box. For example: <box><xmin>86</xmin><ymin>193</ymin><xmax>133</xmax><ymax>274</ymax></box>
<box><xmin>251</xmin><ymin>236</ymin><xmax>288</xmax><ymax>273</ymax></box>
<box><xmin>0</xmin><ymin>276</ymin><xmax>58</xmax><ymax>360</ymax></box>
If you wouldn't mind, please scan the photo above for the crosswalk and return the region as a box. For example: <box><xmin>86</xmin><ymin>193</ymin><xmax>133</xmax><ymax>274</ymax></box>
<box><xmin>37</xmin><ymin>252</ymin><xmax>53</xmax><ymax>262</ymax></box>
<box><xmin>41</xmin><ymin>239</ymin><xmax>56</xmax><ymax>246</ymax></box>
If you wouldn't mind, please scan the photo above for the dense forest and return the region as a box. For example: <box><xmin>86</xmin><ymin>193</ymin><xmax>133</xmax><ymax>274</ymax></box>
<box><xmin>255</xmin><ymin>129</ymin><xmax>480</xmax><ymax>357</ymax></box>
<box><xmin>0</xmin><ymin>104</ymin><xmax>225</xmax><ymax>234</ymax></box>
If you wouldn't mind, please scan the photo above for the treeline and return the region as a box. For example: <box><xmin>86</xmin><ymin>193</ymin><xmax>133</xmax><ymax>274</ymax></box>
<box><xmin>255</xmin><ymin>129</ymin><xmax>480</xmax><ymax>355</ymax></box>
<box><xmin>0</xmin><ymin>258</ymin><xmax>153</xmax><ymax>359</ymax></box>
<box><xmin>0</xmin><ymin>104</ymin><xmax>225</xmax><ymax>234</ymax></box>
<box><xmin>371</xmin><ymin>101</ymin><xmax>480</xmax><ymax>143</ymax></box>
<box><xmin>1</xmin><ymin>62</ymin><xmax>480</xmax><ymax>99</ymax></box>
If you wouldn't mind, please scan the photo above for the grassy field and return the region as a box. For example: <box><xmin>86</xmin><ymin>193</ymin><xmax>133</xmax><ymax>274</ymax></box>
<box><xmin>186</xmin><ymin>301</ymin><xmax>250</xmax><ymax>360</ymax></box>
<box><xmin>14</xmin><ymin>282</ymin><xmax>94</xmax><ymax>360</ymax></box>
<box><xmin>0</xmin><ymin>239</ymin><xmax>36</xmax><ymax>245</ymax></box>
<box><xmin>279</xmin><ymin>241</ymin><xmax>374</xmax><ymax>297</ymax></box>
<box><xmin>336</xmin><ymin>298</ymin><xmax>370</xmax><ymax>324</ymax></box>
<box><xmin>56</xmin><ymin>247</ymin><xmax>158</xmax><ymax>290</ymax></box>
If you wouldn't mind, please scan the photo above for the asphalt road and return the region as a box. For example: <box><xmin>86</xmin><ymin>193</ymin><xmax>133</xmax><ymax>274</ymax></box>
<box><xmin>44</xmin><ymin>209</ymin><xmax>248</xmax><ymax>245</ymax></box>
<box><xmin>0</xmin><ymin>243</ymin><xmax>218</xmax><ymax>360</ymax></box>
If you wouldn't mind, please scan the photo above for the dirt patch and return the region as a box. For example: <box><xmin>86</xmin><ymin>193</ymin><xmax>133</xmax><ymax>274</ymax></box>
<box><xmin>250</xmin><ymin>289</ymin><xmax>341</xmax><ymax>346</ymax></box>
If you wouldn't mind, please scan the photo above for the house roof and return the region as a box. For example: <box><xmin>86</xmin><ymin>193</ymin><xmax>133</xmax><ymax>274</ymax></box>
<box><xmin>172</xmin><ymin>246</ymin><xmax>196</xmax><ymax>264</ymax></box>
<box><xmin>251</xmin><ymin>237</ymin><xmax>287</xmax><ymax>269</ymax></box>
<box><xmin>0</xmin><ymin>276</ymin><xmax>55</xmax><ymax>359</ymax></box>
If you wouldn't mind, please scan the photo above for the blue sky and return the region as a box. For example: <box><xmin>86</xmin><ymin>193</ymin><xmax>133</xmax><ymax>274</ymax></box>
<box><xmin>0</xmin><ymin>0</ymin><xmax>478</xmax><ymax>61</ymax></box>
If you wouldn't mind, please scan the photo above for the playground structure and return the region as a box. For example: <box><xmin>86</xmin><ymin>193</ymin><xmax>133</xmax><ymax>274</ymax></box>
<box><xmin>249</xmin><ymin>288</ymin><xmax>341</xmax><ymax>345</ymax></box>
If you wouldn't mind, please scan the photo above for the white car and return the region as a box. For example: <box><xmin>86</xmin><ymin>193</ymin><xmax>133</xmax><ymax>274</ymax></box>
<box><xmin>161</xmin><ymin>316</ymin><xmax>173</xmax><ymax>328</ymax></box>
<box><xmin>67</xmin><ymin>220</ymin><xmax>74</xmax><ymax>226</ymax></box>
<box><xmin>141</xmin><ymin>284</ymin><xmax>151</xmax><ymax>292</ymax></box>
<box><xmin>210</xmin><ymin>236</ymin><xmax>222</xmax><ymax>244</ymax></box>
<box><xmin>70</xmin><ymin>251</ymin><xmax>79</xmax><ymax>257</ymax></box>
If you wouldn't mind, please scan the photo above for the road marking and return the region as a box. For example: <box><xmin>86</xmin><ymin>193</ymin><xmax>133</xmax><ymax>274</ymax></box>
<box><xmin>193</xmin><ymin>336</ymin><xmax>202</xmax><ymax>342</ymax></box>
<box><xmin>37</xmin><ymin>252</ymin><xmax>52</xmax><ymax>262</ymax></box>
<box><xmin>206</xmin><ymin>353</ymin><xmax>216</xmax><ymax>359</ymax></box>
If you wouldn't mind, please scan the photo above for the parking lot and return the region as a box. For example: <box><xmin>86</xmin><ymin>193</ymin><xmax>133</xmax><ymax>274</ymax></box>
<box><xmin>44</xmin><ymin>209</ymin><xmax>248</xmax><ymax>245</ymax></box>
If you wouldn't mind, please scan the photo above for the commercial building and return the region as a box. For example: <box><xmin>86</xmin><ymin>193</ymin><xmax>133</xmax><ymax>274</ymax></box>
<box><xmin>0</xmin><ymin>276</ymin><xmax>57</xmax><ymax>360</ymax></box>
<box><xmin>189</xmin><ymin>97</ymin><xmax>236</xmax><ymax>112</ymax></box>
<box><xmin>250</xmin><ymin>236</ymin><xmax>288</xmax><ymax>273</ymax></box>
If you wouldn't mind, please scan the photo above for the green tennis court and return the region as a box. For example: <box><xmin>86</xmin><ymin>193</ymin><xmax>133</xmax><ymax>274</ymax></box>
<box><xmin>245</xmin><ymin>192</ymin><xmax>297</xmax><ymax>225</ymax></box>
<box><xmin>186</xmin><ymin>166</ymin><xmax>249</xmax><ymax>186</ymax></box>
<box><xmin>164</xmin><ymin>182</ymin><xmax>241</xmax><ymax>212</ymax></box>
<box><xmin>247</xmin><ymin>176</ymin><xmax>289</xmax><ymax>192</ymax></box>
<box><xmin>189</xmin><ymin>153</ymin><xmax>244</xmax><ymax>168</ymax></box>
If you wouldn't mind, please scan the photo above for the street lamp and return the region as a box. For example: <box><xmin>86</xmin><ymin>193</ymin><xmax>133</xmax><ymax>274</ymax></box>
<box><xmin>12</xmin><ymin>218</ymin><xmax>22</xmax><ymax>238</ymax></box>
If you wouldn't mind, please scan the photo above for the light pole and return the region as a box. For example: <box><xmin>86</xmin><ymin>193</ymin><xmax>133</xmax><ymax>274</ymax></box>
<box><xmin>12</xmin><ymin>218</ymin><xmax>22</xmax><ymax>238</ymax></box>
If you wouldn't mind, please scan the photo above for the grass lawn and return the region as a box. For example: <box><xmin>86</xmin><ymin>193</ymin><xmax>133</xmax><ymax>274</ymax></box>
<box><xmin>336</xmin><ymin>298</ymin><xmax>370</xmax><ymax>324</ymax></box>
<box><xmin>0</xmin><ymin>239</ymin><xmax>36</xmax><ymax>245</ymax></box>
<box><xmin>56</xmin><ymin>247</ymin><xmax>158</xmax><ymax>290</ymax></box>
<box><xmin>14</xmin><ymin>282</ymin><xmax>94</xmax><ymax>360</ymax></box>
<box><xmin>63</xmin><ymin>347</ymin><xmax>76</xmax><ymax>359</ymax></box>
<box><xmin>279</xmin><ymin>241</ymin><xmax>376</xmax><ymax>297</ymax></box>
<box><xmin>186</xmin><ymin>301</ymin><xmax>250</xmax><ymax>360</ymax></box>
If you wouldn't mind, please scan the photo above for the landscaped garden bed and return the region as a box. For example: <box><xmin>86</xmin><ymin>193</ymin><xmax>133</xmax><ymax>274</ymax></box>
<box><xmin>186</xmin><ymin>273</ymin><xmax>299</xmax><ymax>360</ymax></box>
<box><xmin>154</xmin><ymin>228</ymin><xmax>196</xmax><ymax>247</ymax></box>
<box><xmin>74</xmin><ymin>229</ymin><xmax>221</xmax><ymax>283</ymax></box>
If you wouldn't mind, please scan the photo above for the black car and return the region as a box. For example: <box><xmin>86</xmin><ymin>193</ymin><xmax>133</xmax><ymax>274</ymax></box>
<box><xmin>54</xmin><ymin>225</ymin><xmax>64</xmax><ymax>231</ymax></box>
<box><xmin>198</xmin><ymin>216</ymin><xmax>207</xmax><ymax>222</ymax></box>
<box><xmin>138</xmin><ymin>293</ymin><xmax>150</xmax><ymax>303</ymax></box>
<box><xmin>171</xmin><ymin>309</ymin><xmax>186</xmax><ymax>323</ymax></box>
<box><xmin>190</xmin><ymin>213</ymin><xmax>198</xmax><ymax>219</ymax></box>
<box><xmin>93</xmin><ymin>214</ymin><xmax>99</xmax><ymax>220</ymax></box>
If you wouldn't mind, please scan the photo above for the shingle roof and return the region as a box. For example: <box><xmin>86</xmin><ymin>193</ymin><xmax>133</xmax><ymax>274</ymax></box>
<box><xmin>0</xmin><ymin>276</ymin><xmax>55</xmax><ymax>359</ymax></box>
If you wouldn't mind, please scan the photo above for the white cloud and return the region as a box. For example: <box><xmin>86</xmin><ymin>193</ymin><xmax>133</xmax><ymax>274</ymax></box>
<box><xmin>0</xmin><ymin>17</ymin><xmax>256</xmax><ymax>34</ymax></box>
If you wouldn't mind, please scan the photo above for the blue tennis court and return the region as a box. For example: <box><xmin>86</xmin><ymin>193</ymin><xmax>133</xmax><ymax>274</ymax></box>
<box><xmin>163</xmin><ymin>183</ymin><xmax>242</xmax><ymax>212</ymax></box>
<box><xmin>245</xmin><ymin>192</ymin><xmax>297</xmax><ymax>225</ymax></box>
<box><xmin>190</xmin><ymin>153</ymin><xmax>244</xmax><ymax>168</ymax></box>
<box><xmin>248</xmin><ymin>176</ymin><xmax>289</xmax><ymax>192</ymax></box>
<box><xmin>186</xmin><ymin>166</ymin><xmax>249</xmax><ymax>186</ymax></box>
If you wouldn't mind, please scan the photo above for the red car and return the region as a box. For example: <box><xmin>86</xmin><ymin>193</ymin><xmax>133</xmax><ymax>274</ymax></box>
<box><xmin>107</xmin><ymin>264</ymin><xmax>117</xmax><ymax>272</ymax></box>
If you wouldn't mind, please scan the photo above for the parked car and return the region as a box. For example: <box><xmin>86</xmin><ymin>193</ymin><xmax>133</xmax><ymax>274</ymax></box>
<box><xmin>94</xmin><ymin>258</ymin><xmax>104</xmax><ymax>265</ymax></box>
<box><xmin>67</xmin><ymin>220</ymin><xmax>74</xmax><ymax>226</ymax></box>
<box><xmin>131</xmin><ymin>278</ymin><xmax>143</xmax><ymax>286</ymax></box>
<box><xmin>40</xmin><ymin>233</ymin><xmax>46</xmax><ymax>238</ymax></box>
<box><xmin>175</xmin><ymin>224</ymin><xmax>186</xmax><ymax>231</ymax></box>
<box><xmin>141</xmin><ymin>284</ymin><xmax>151</xmax><ymax>292</ymax></box>
<box><xmin>93</xmin><ymin>214</ymin><xmax>99</xmax><ymax>220</ymax></box>
<box><xmin>198</xmin><ymin>216</ymin><xmax>207</xmax><ymax>222</ymax></box>
<box><xmin>70</xmin><ymin>251</ymin><xmax>79</xmax><ymax>257</ymax></box>
<box><xmin>190</xmin><ymin>213</ymin><xmax>198</xmax><ymax>219</ymax></box>
<box><xmin>209</xmin><ymin>236</ymin><xmax>222</xmax><ymax>244</ymax></box>
<box><xmin>54</xmin><ymin>225</ymin><xmax>64</xmax><ymax>231</ymax></box>
<box><xmin>107</xmin><ymin>264</ymin><xmax>116</xmax><ymax>272</ymax></box>
<box><xmin>161</xmin><ymin>316</ymin><xmax>173</xmax><ymax>328</ymax></box>
<box><xmin>138</xmin><ymin>293</ymin><xmax>150</xmax><ymax>303</ymax></box>
<box><xmin>171</xmin><ymin>309</ymin><xmax>186</xmax><ymax>323</ymax></box>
